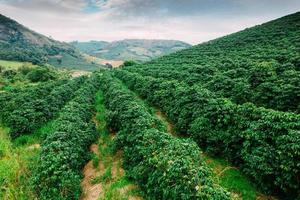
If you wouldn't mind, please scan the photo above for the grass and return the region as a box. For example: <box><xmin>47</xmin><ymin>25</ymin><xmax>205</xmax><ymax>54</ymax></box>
<box><xmin>13</xmin><ymin>119</ymin><xmax>56</xmax><ymax>147</ymax></box>
<box><xmin>92</xmin><ymin>152</ymin><xmax>100</xmax><ymax>168</ymax></box>
<box><xmin>0</xmin><ymin>119</ymin><xmax>57</xmax><ymax>199</ymax></box>
<box><xmin>48</xmin><ymin>53</ymin><xmax>102</xmax><ymax>71</ymax></box>
<box><xmin>0</xmin><ymin>59</ymin><xmax>39</xmax><ymax>91</ymax></box>
<box><xmin>0</xmin><ymin>126</ymin><xmax>39</xmax><ymax>199</ymax></box>
<box><xmin>99</xmin><ymin>176</ymin><xmax>141</xmax><ymax>200</ymax></box>
<box><xmin>202</xmin><ymin>154</ymin><xmax>258</xmax><ymax>200</ymax></box>
<box><xmin>0</xmin><ymin>60</ymin><xmax>36</xmax><ymax>70</ymax></box>
<box><xmin>86</xmin><ymin>90</ymin><xmax>141</xmax><ymax>200</ymax></box>
<box><xmin>92</xmin><ymin>165</ymin><xmax>113</xmax><ymax>184</ymax></box>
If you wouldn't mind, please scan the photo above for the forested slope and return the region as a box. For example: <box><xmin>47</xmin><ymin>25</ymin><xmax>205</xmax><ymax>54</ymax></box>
<box><xmin>126</xmin><ymin>12</ymin><xmax>300</xmax><ymax>113</ymax></box>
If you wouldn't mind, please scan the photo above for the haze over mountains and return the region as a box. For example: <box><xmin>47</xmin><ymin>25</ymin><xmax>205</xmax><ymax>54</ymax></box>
<box><xmin>0</xmin><ymin>13</ymin><xmax>192</xmax><ymax>70</ymax></box>
<box><xmin>70</xmin><ymin>39</ymin><xmax>191</xmax><ymax>62</ymax></box>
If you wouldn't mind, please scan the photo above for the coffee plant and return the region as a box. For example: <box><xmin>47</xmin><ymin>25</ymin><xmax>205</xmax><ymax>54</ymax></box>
<box><xmin>99</xmin><ymin>72</ymin><xmax>230</xmax><ymax>200</ymax></box>
<box><xmin>33</xmin><ymin>73</ymin><xmax>101</xmax><ymax>200</ymax></box>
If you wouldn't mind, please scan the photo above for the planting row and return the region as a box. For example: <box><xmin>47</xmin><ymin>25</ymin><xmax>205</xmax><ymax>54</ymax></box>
<box><xmin>0</xmin><ymin>79</ymin><xmax>66</xmax><ymax>119</ymax></box>
<box><xmin>123</xmin><ymin>14</ymin><xmax>300</xmax><ymax>113</ymax></box>
<box><xmin>33</xmin><ymin>74</ymin><xmax>101</xmax><ymax>200</ymax></box>
<box><xmin>99</xmin><ymin>72</ymin><xmax>230</xmax><ymax>200</ymax></box>
<box><xmin>0</xmin><ymin>77</ymin><xmax>86</xmax><ymax>138</ymax></box>
<box><xmin>115</xmin><ymin>69</ymin><xmax>300</xmax><ymax>198</ymax></box>
<box><xmin>125</xmin><ymin>63</ymin><xmax>300</xmax><ymax>114</ymax></box>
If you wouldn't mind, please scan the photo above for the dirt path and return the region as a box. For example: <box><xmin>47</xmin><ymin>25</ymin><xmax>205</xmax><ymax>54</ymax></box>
<box><xmin>27</xmin><ymin>143</ymin><xmax>40</xmax><ymax>150</ymax></box>
<box><xmin>80</xmin><ymin>134</ymin><xmax>142</xmax><ymax>200</ymax></box>
<box><xmin>81</xmin><ymin>144</ymin><xmax>104</xmax><ymax>200</ymax></box>
<box><xmin>155</xmin><ymin>110</ymin><xmax>174</xmax><ymax>134</ymax></box>
<box><xmin>153</xmin><ymin>108</ymin><xmax>275</xmax><ymax>200</ymax></box>
<box><xmin>81</xmin><ymin>94</ymin><xmax>142</xmax><ymax>200</ymax></box>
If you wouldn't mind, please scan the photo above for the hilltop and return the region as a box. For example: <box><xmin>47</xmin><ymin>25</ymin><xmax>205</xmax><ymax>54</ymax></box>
<box><xmin>70</xmin><ymin>39</ymin><xmax>191</xmax><ymax>62</ymax></box>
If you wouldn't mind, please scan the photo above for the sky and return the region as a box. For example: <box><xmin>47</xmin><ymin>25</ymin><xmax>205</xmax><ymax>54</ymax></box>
<box><xmin>0</xmin><ymin>0</ymin><xmax>299</xmax><ymax>44</ymax></box>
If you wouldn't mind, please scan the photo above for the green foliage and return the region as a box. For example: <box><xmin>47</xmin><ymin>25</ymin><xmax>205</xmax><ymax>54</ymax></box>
<box><xmin>125</xmin><ymin>12</ymin><xmax>300</xmax><ymax>113</ymax></box>
<box><xmin>203</xmin><ymin>155</ymin><xmax>258</xmax><ymax>200</ymax></box>
<box><xmin>0</xmin><ymin>60</ymin><xmax>67</xmax><ymax>90</ymax></box>
<box><xmin>25</xmin><ymin>66</ymin><xmax>57</xmax><ymax>82</ymax></box>
<box><xmin>32</xmin><ymin>74</ymin><xmax>101</xmax><ymax>200</ymax></box>
<box><xmin>115</xmin><ymin>70</ymin><xmax>300</xmax><ymax>198</ymax></box>
<box><xmin>0</xmin><ymin>77</ymin><xmax>86</xmax><ymax>138</ymax></box>
<box><xmin>47</xmin><ymin>53</ymin><xmax>102</xmax><ymax>71</ymax></box>
<box><xmin>98</xmin><ymin>72</ymin><xmax>230</xmax><ymax>199</ymax></box>
<box><xmin>91</xmin><ymin>152</ymin><xmax>99</xmax><ymax>168</ymax></box>
<box><xmin>122</xmin><ymin>60</ymin><xmax>137</xmax><ymax>67</ymax></box>
<box><xmin>0</xmin><ymin>126</ymin><xmax>39</xmax><ymax>199</ymax></box>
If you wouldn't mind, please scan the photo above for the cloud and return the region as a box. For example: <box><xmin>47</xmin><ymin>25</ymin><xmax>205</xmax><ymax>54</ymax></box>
<box><xmin>0</xmin><ymin>0</ymin><xmax>299</xmax><ymax>44</ymax></box>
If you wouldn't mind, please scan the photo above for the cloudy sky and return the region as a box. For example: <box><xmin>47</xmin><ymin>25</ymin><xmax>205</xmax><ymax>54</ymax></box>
<box><xmin>0</xmin><ymin>0</ymin><xmax>299</xmax><ymax>44</ymax></box>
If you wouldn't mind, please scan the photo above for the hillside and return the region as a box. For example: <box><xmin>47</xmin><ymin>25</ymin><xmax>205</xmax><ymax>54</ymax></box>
<box><xmin>70</xmin><ymin>39</ymin><xmax>191</xmax><ymax>62</ymax></box>
<box><xmin>0</xmin><ymin>14</ymin><xmax>102</xmax><ymax>70</ymax></box>
<box><xmin>116</xmin><ymin>12</ymin><xmax>300</xmax><ymax>198</ymax></box>
<box><xmin>126</xmin><ymin>12</ymin><xmax>300</xmax><ymax>113</ymax></box>
<box><xmin>1</xmin><ymin>11</ymin><xmax>300</xmax><ymax>200</ymax></box>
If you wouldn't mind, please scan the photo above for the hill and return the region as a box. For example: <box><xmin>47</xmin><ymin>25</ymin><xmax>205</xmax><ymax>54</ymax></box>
<box><xmin>1</xmin><ymin>11</ymin><xmax>300</xmax><ymax>200</ymax></box>
<box><xmin>126</xmin><ymin>12</ymin><xmax>300</xmax><ymax>113</ymax></box>
<box><xmin>117</xmin><ymin>12</ymin><xmax>300</xmax><ymax>198</ymax></box>
<box><xmin>70</xmin><ymin>39</ymin><xmax>191</xmax><ymax>62</ymax></box>
<box><xmin>0</xmin><ymin>14</ymin><xmax>102</xmax><ymax>70</ymax></box>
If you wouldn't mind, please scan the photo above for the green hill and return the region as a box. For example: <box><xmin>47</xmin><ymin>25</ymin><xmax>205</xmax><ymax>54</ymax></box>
<box><xmin>126</xmin><ymin>12</ymin><xmax>300</xmax><ymax>113</ymax></box>
<box><xmin>0</xmin><ymin>14</ymin><xmax>102</xmax><ymax>71</ymax></box>
<box><xmin>70</xmin><ymin>39</ymin><xmax>191</xmax><ymax>62</ymax></box>
<box><xmin>117</xmin><ymin>12</ymin><xmax>300</xmax><ymax>198</ymax></box>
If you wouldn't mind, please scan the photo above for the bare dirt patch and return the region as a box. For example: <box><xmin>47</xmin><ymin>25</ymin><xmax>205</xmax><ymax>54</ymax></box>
<box><xmin>80</xmin><ymin>143</ymin><xmax>104</xmax><ymax>200</ymax></box>
<box><xmin>256</xmin><ymin>194</ymin><xmax>278</xmax><ymax>200</ymax></box>
<box><xmin>71</xmin><ymin>70</ymin><xmax>91</xmax><ymax>78</ymax></box>
<box><xmin>83</xmin><ymin>54</ymin><xmax>124</xmax><ymax>68</ymax></box>
<box><xmin>155</xmin><ymin>109</ymin><xmax>179</xmax><ymax>138</ymax></box>
<box><xmin>81</xmin><ymin>159</ymin><xmax>103</xmax><ymax>200</ymax></box>
<box><xmin>27</xmin><ymin>143</ymin><xmax>40</xmax><ymax>150</ymax></box>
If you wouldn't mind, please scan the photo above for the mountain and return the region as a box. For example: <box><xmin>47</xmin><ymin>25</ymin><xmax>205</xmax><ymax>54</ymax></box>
<box><xmin>0</xmin><ymin>14</ymin><xmax>102</xmax><ymax>71</ymax></box>
<box><xmin>70</xmin><ymin>39</ymin><xmax>191</xmax><ymax>62</ymax></box>
<box><xmin>126</xmin><ymin>12</ymin><xmax>300</xmax><ymax>113</ymax></box>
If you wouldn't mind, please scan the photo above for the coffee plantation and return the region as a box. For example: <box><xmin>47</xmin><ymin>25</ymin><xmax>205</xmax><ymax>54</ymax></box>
<box><xmin>0</xmin><ymin>11</ymin><xmax>299</xmax><ymax>200</ymax></box>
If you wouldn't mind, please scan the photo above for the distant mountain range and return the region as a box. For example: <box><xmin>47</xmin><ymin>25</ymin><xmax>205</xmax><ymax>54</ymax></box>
<box><xmin>0</xmin><ymin>13</ymin><xmax>190</xmax><ymax>70</ymax></box>
<box><xmin>70</xmin><ymin>39</ymin><xmax>191</xmax><ymax>62</ymax></box>
<box><xmin>0</xmin><ymin>14</ymin><xmax>102</xmax><ymax>70</ymax></box>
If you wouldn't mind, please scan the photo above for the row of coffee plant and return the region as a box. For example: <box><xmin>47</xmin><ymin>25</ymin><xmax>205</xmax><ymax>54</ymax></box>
<box><xmin>99</xmin><ymin>72</ymin><xmax>230</xmax><ymax>200</ymax></box>
<box><xmin>33</xmin><ymin>73</ymin><xmax>101</xmax><ymax>200</ymax></box>
<box><xmin>115</xmin><ymin>69</ymin><xmax>300</xmax><ymax>198</ymax></box>
<box><xmin>1</xmin><ymin>77</ymin><xmax>86</xmax><ymax>138</ymax></box>
<box><xmin>123</xmin><ymin>13</ymin><xmax>300</xmax><ymax>113</ymax></box>
<box><xmin>0</xmin><ymin>79</ymin><xmax>67</xmax><ymax>120</ymax></box>
<box><xmin>125</xmin><ymin>62</ymin><xmax>300</xmax><ymax>114</ymax></box>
